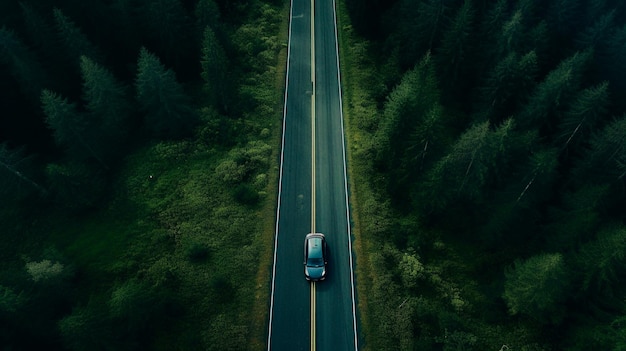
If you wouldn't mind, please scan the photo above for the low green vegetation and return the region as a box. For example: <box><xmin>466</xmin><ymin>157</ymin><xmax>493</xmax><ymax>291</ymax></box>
<box><xmin>0</xmin><ymin>0</ymin><xmax>286</xmax><ymax>349</ymax></box>
<box><xmin>339</xmin><ymin>0</ymin><xmax>626</xmax><ymax>350</ymax></box>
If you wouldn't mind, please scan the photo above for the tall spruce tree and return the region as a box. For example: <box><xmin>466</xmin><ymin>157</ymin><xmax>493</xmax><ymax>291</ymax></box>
<box><xmin>556</xmin><ymin>82</ymin><xmax>610</xmax><ymax>151</ymax></box>
<box><xmin>52</xmin><ymin>8</ymin><xmax>102</xmax><ymax>70</ymax></box>
<box><xmin>0</xmin><ymin>143</ymin><xmax>47</xmax><ymax>201</ymax></box>
<box><xmin>135</xmin><ymin>48</ymin><xmax>197</xmax><ymax>138</ymax></box>
<box><xmin>435</xmin><ymin>0</ymin><xmax>475</xmax><ymax>99</ymax></box>
<box><xmin>0</xmin><ymin>27</ymin><xmax>49</xmax><ymax>102</ymax></box>
<box><xmin>376</xmin><ymin>53</ymin><xmax>444</xmax><ymax>204</ymax></box>
<box><xmin>572</xmin><ymin>114</ymin><xmax>626</xmax><ymax>185</ymax></box>
<box><xmin>517</xmin><ymin>50</ymin><xmax>592</xmax><ymax>133</ymax></box>
<box><xmin>575</xmin><ymin>224</ymin><xmax>626</xmax><ymax>301</ymax></box>
<box><xmin>503</xmin><ymin>252</ymin><xmax>570</xmax><ymax>324</ymax></box>
<box><xmin>80</xmin><ymin>56</ymin><xmax>131</xmax><ymax>155</ymax></box>
<box><xmin>136</xmin><ymin>0</ymin><xmax>194</xmax><ymax>74</ymax></box>
<box><xmin>201</xmin><ymin>26</ymin><xmax>228</xmax><ymax>111</ymax></box>
<box><xmin>41</xmin><ymin>90</ymin><xmax>107</xmax><ymax>168</ymax></box>
<box><xmin>474</xmin><ymin>50</ymin><xmax>538</xmax><ymax>124</ymax></box>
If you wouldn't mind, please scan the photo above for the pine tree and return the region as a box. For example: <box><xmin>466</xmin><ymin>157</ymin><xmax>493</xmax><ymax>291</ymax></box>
<box><xmin>547</xmin><ymin>0</ymin><xmax>582</xmax><ymax>38</ymax></box>
<box><xmin>389</xmin><ymin>0</ymin><xmax>447</xmax><ymax>68</ymax></box>
<box><xmin>479</xmin><ymin>146</ymin><xmax>557</xmax><ymax>246</ymax></box>
<box><xmin>503</xmin><ymin>252</ymin><xmax>570</xmax><ymax>324</ymax></box>
<box><xmin>497</xmin><ymin>10</ymin><xmax>525</xmax><ymax>59</ymax></box>
<box><xmin>80</xmin><ymin>56</ymin><xmax>131</xmax><ymax>152</ymax></box>
<box><xmin>135</xmin><ymin>48</ymin><xmax>197</xmax><ymax>138</ymax></box>
<box><xmin>576</xmin><ymin>225</ymin><xmax>626</xmax><ymax>300</ymax></box>
<box><xmin>52</xmin><ymin>8</ymin><xmax>102</xmax><ymax>70</ymax></box>
<box><xmin>0</xmin><ymin>143</ymin><xmax>47</xmax><ymax>201</ymax></box>
<box><xmin>136</xmin><ymin>0</ymin><xmax>193</xmax><ymax>72</ymax></box>
<box><xmin>0</xmin><ymin>27</ymin><xmax>50</xmax><ymax>101</ymax></box>
<box><xmin>201</xmin><ymin>26</ymin><xmax>228</xmax><ymax>111</ymax></box>
<box><xmin>556</xmin><ymin>82</ymin><xmax>609</xmax><ymax>151</ymax></box>
<box><xmin>474</xmin><ymin>50</ymin><xmax>538</xmax><ymax>124</ymax></box>
<box><xmin>41</xmin><ymin>90</ymin><xmax>107</xmax><ymax>168</ymax></box>
<box><xmin>196</xmin><ymin>0</ymin><xmax>221</xmax><ymax>33</ymax></box>
<box><xmin>476</xmin><ymin>0</ymin><xmax>509</xmax><ymax>69</ymax></box>
<box><xmin>575</xmin><ymin>9</ymin><xmax>616</xmax><ymax>51</ymax></box>
<box><xmin>376</xmin><ymin>53</ymin><xmax>445</xmax><ymax>203</ymax></box>
<box><xmin>19</xmin><ymin>2</ymin><xmax>57</xmax><ymax>62</ymax></box>
<box><xmin>420</xmin><ymin>121</ymin><xmax>492</xmax><ymax>209</ymax></box>
<box><xmin>517</xmin><ymin>50</ymin><xmax>592</xmax><ymax>133</ymax></box>
<box><xmin>435</xmin><ymin>0</ymin><xmax>475</xmax><ymax>98</ymax></box>
<box><xmin>572</xmin><ymin>114</ymin><xmax>626</xmax><ymax>185</ymax></box>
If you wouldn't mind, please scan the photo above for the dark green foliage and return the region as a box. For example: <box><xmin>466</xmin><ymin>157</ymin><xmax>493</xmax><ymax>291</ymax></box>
<box><xmin>41</xmin><ymin>90</ymin><xmax>109</xmax><ymax>168</ymax></box>
<box><xmin>575</xmin><ymin>225</ymin><xmax>626</xmax><ymax>299</ymax></box>
<box><xmin>136</xmin><ymin>0</ymin><xmax>195</xmax><ymax>75</ymax></box>
<box><xmin>80</xmin><ymin>56</ymin><xmax>132</xmax><ymax>153</ymax></box>
<box><xmin>387</xmin><ymin>0</ymin><xmax>448</xmax><ymax>69</ymax></box>
<box><xmin>58</xmin><ymin>304</ymin><xmax>112</xmax><ymax>351</ymax></box>
<box><xmin>376</xmin><ymin>53</ymin><xmax>447</xmax><ymax>204</ymax></box>
<box><xmin>474</xmin><ymin>50</ymin><xmax>538</xmax><ymax>124</ymax></box>
<box><xmin>135</xmin><ymin>48</ymin><xmax>197</xmax><ymax>138</ymax></box>
<box><xmin>1</xmin><ymin>0</ymin><xmax>275</xmax><ymax>349</ymax></box>
<box><xmin>45</xmin><ymin>162</ymin><xmax>106</xmax><ymax>211</ymax></box>
<box><xmin>572</xmin><ymin>115</ymin><xmax>626</xmax><ymax>185</ymax></box>
<box><xmin>503</xmin><ymin>253</ymin><xmax>570</xmax><ymax>324</ymax></box>
<box><xmin>52</xmin><ymin>8</ymin><xmax>102</xmax><ymax>70</ymax></box>
<box><xmin>517</xmin><ymin>50</ymin><xmax>592</xmax><ymax>133</ymax></box>
<box><xmin>201</xmin><ymin>26</ymin><xmax>228</xmax><ymax>111</ymax></box>
<box><xmin>0</xmin><ymin>143</ymin><xmax>47</xmax><ymax>201</ymax></box>
<box><xmin>345</xmin><ymin>0</ymin><xmax>626</xmax><ymax>348</ymax></box>
<box><xmin>556</xmin><ymin>82</ymin><xmax>610</xmax><ymax>151</ymax></box>
<box><xmin>210</xmin><ymin>276</ymin><xmax>235</xmax><ymax>304</ymax></box>
<box><xmin>575</xmin><ymin>9</ymin><xmax>616</xmax><ymax>51</ymax></box>
<box><xmin>185</xmin><ymin>240</ymin><xmax>210</xmax><ymax>262</ymax></box>
<box><xmin>196</xmin><ymin>0</ymin><xmax>222</xmax><ymax>33</ymax></box>
<box><xmin>0</xmin><ymin>26</ymin><xmax>50</xmax><ymax>101</ymax></box>
<box><xmin>435</xmin><ymin>0</ymin><xmax>475</xmax><ymax>99</ymax></box>
<box><xmin>233</xmin><ymin>183</ymin><xmax>259</xmax><ymax>205</ymax></box>
<box><xmin>418</xmin><ymin>119</ymin><xmax>530</xmax><ymax>212</ymax></box>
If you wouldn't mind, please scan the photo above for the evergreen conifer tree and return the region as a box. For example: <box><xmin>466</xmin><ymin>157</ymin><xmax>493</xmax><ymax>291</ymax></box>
<box><xmin>517</xmin><ymin>50</ymin><xmax>592</xmax><ymax>133</ymax></box>
<box><xmin>0</xmin><ymin>27</ymin><xmax>50</xmax><ymax>101</ymax></box>
<box><xmin>53</xmin><ymin>8</ymin><xmax>102</xmax><ymax>70</ymax></box>
<box><xmin>503</xmin><ymin>253</ymin><xmax>570</xmax><ymax>324</ymax></box>
<box><xmin>201</xmin><ymin>26</ymin><xmax>228</xmax><ymax>111</ymax></box>
<box><xmin>80</xmin><ymin>56</ymin><xmax>131</xmax><ymax>154</ymax></box>
<box><xmin>135</xmin><ymin>48</ymin><xmax>197</xmax><ymax>138</ymax></box>
<box><xmin>41</xmin><ymin>90</ymin><xmax>107</xmax><ymax>168</ymax></box>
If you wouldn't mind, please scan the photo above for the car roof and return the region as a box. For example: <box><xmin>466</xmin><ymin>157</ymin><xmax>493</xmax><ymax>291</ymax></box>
<box><xmin>307</xmin><ymin>236</ymin><xmax>324</xmax><ymax>259</ymax></box>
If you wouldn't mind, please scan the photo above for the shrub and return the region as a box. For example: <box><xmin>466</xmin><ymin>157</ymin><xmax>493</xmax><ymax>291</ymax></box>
<box><xmin>233</xmin><ymin>183</ymin><xmax>259</xmax><ymax>205</ymax></box>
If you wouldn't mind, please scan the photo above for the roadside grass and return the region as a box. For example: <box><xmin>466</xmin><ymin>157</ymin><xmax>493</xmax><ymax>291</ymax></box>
<box><xmin>248</xmin><ymin>1</ymin><xmax>292</xmax><ymax>349</ymax></box>
<box><xmin>335</xmin><ymin>1</ymin><xmax>382</xmax><ymax>349</ymax></box>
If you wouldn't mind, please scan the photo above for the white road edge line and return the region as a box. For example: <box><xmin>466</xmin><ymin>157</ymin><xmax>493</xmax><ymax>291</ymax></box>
<box><xmin>332</xmin><ymin>0</ymin><xmax>359</xmax><ymax>349</ymax></box>
<box><xmin>266</xmin><ymin>0</ymin><xmax>294</xmax><ymax>348</ymax></box>
<box><xmin>311</xmin><ymin>0</ymin><xmax>317</xmax><ymax>350</ymax></box>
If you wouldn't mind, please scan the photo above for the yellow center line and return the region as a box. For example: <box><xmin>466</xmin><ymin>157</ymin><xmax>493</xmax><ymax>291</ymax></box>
<box><xmin>310</xmin><ymin>0</ymin><xmax>316</xmax><ymax>236</ymax></box>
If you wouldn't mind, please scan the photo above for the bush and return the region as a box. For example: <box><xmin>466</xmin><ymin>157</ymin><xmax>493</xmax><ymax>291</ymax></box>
<box><xmin>185</xmin><ymin>241</ymin><xmax>210</xmax><ymax>263</ymax></box>
<box><xmin>233</xmin><ymin>183</ymin><xmax>259</xmax><ymax>205</ymax></box>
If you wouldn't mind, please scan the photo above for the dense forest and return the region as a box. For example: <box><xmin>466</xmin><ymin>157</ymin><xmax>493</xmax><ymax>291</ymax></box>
<box><xmin>341</xmin><ymin>0</ymin><xmax>626</xmax><ymax>349</ymax></box>
<box><xmin>1</xmin><ymin>0</ymin><xmax>284</xmax><ymax>349</ymax></box>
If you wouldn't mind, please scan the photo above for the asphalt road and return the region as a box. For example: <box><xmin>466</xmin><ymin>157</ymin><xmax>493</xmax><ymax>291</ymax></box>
<box><xmin>267</xmin><ymin>0</ymin><xmax>358</xmax><ymax>350</ymax></box>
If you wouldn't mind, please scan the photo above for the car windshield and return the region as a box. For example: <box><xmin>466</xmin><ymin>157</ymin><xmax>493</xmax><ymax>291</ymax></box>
<box><xmin>307</xmin><ymin>257</ymin><xmax>324</xmax><ymax>267</ymax></box>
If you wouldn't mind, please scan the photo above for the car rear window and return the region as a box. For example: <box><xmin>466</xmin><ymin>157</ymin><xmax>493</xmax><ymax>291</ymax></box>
<box><xmin>308</xmin><ymin>238</ymin><xmax>322</xmax><ymax>258</ymax></box>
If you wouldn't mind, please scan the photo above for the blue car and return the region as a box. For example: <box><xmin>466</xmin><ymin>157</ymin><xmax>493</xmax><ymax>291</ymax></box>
<box><xmin>304</xmin><ymin>233</ymin><xmax>328</xmax><ymax>281</ymax></box>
